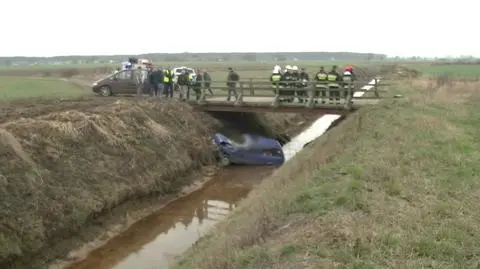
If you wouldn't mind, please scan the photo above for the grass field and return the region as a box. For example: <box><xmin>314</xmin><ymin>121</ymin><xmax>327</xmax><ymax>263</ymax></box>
<box><xmin>403</xmin><ymin>63</ymin><xmax>480</xmax><ymax>78</ymax></box>
<box><xmin>0</xmin><ymin>76</ymin><xmax>87</xmax><ymax>100</ymax></box>
<box><xmin>0</xmin><ymin>61</ymin><xmax>478</xmax><ymax>101</ymax></box>
<box><xmin>172</xmin><ymin>76</ymin><xmax>480</xmax><ymax>269</ymax></box>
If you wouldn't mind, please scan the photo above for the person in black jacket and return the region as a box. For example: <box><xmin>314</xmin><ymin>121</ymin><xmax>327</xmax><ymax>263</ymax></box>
<box><xmin>280</xmin><ymin>67</ymin><xmax>294</xmax><ymax>102</ymax></box>
<box><xmin>326</xmin><ymin>65</ymin><xmax>342</xmax><ymax>103</ymax></box>
<box><xmin>226</xmin><ymin>67</ymin><xmax>239</xmax><ymax>101</ymax></box>
<box><xmin>148</xmin><ymin>68</ymin><xmax>163</xmax><ymax>97</ymax></box>
<box><xmin>297</xmin><ymin>68</ymin><xmax>310</xmax><ymax>103</ymax></box>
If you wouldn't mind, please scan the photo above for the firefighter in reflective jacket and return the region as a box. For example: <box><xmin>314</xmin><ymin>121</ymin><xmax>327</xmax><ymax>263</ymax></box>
<box><xmin>163</xmin><ymin>68</ymin><xmax>174</xmax><ymax>98</ymax></box>
<box><xmin>326</xmin><ymin>65</ymin><xmax>342</xmax><ymax>103</ymax></box>
<box><xmin>187</xmin><ymin>71</ymin><xmax>196</xmax><ymax>100</ymax></box>
<box><xmin>296</xmin><ymin>67</ymin><xmax>309</xmax><ymax>103</ymax></box>
<box><xmin>281</xmin><ymin>66</ymin><xmax>295</xmax><ymax>102</ymax></box>
<box><xmin>271</xmin><ymin>66</ymin><xmax>282</xmax><ymax>94</ymax></box>
<box><xmin>314</xmin><ymin>66</ymin><xmax>328</xmax><ymax>102</ymax></box>
<box><xmin>342</xmin><ymin>65</ymin><xmax>356</xmax><ymax>101</ymax></box>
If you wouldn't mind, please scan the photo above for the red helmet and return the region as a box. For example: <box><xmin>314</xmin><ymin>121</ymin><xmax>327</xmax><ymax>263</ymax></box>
<box><xmin>344</xmin><ymin>65</ymin><xmax>353</xmax><ymax>72</ymax></box>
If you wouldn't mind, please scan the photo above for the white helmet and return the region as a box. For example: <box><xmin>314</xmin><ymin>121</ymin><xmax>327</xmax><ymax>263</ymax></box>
<box><xmin>285</xmin><ymin>65</ymin><xmax>292</xmax><ymax>70</ymax></box>
<box><xmin>273</xmin><ymin>65</ymin><xmax>281</xmax><ymax>73</ymax></box>
<box><xmin>292</xmin><ymin>65</ymin><xmax>299</xmax><ymax>71</ymax></box>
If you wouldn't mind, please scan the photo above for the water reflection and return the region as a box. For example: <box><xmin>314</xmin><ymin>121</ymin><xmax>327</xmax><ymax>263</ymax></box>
<box><xmin>112</xmin><ymin>199</ymin><xmax>238</xmax><ymax>269</ymax></box>
<box><xmin>65</xmin><ymin>167</ymin><xmax>270</xmax><ymax>269</ymax></box>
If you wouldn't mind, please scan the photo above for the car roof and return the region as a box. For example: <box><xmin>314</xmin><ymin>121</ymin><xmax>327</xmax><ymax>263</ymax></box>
<box><xmin>215</xmin><ymin>133</ymin><xmax>281</xmax><ymax>149</ymax></box>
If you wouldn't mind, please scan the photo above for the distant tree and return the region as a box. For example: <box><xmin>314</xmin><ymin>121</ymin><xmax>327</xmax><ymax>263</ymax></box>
<box><xmin>165</xmin><ymin>55</ymin><xmax>180</xmax><ymax>61</ymax></box>
<box><xmin>275</xmin><ymin>54</ymin><xmax>286</xmax><ymax>61</ymax></box>
<box><xmin>241</xmin><ymin>53</ymin><xmax>256</xmax><ymax>61</ymax></box>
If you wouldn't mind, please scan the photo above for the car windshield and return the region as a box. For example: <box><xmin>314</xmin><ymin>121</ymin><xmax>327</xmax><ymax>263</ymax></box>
<box><xmin>232</xmin><ymin>135</ymin><xmax>274</xmax><ymax>150</ymax></box>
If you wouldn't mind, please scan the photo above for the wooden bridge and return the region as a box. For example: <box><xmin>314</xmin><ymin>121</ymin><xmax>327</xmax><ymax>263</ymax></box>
<box><xmin>186</xmin><ymin>77</ymin><xmax>387</xmax><ymax>115</ymax></box>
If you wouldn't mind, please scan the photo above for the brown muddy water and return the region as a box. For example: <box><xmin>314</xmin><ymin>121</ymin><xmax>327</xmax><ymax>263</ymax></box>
<box><xmin>59</xmin><ymin>114</ymin><xmax>336</xmax><ymax>269</ymax></box>
<box><xmin>64</xmin><ymin>165</ymin><xmax>276</xmax><ymax>269</ymax></box>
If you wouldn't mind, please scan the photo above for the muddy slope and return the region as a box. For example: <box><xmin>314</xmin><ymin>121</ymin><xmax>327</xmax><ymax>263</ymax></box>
<box><xmin>0</xmin><ymin>97</ymin><xmax>306</xmax><ymax>269</ymax></box>
<box><xmin>0</xmin><ymin>99</ymin><xmax>223</xmax><ymax>269</ymax></box>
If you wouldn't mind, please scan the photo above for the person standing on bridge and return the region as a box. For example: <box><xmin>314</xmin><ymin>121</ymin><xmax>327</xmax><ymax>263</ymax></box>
<box><xmin>193</xmin><ymin>69</ymin><xmax>203</xmax><ymax>101</ymax></box>
<box><xmin>342</xmin><ymin>65</ymin><xmax>356</xmax><ymax>102</ymax></box>
<box><xmin>163</xmin><ymin>67</ymin><xmax>174</xmax><ymax>98</ymax></box>
<box><xmin>270</xmin><ymin>65</ymin><xmax>282</xmax><ymax>94</ymax></box>
<box><xmin>226</xmin><ymin>67</ymin><xmax>239</xmax><ymax>101</ymax></box>
<box><xmin>177</xmin><ymin>69</ymin><xmax>189</xmax><ymax>101</ymax></box>
<box><xmin>187</xmin><ymin>70</ymin><xmax>196</xmax><ymax>100</ymax></box>
<box><xmin>314</xmin><ymin>66</ymin><xmax>328</xmax><ymax>103</ymax></box>
<box><xmin>148</xmin><ymin>67</ymin><xmax>163</xmax><ymax>97</ymax></box>
<box><xmin>327</xmin><ymin>65</ymin><xmax>342</xmax><ymax>104</ymax></box>
<box><xmin>281</xmin><ymin>65</ymin><xmax>295</xmax><ymax>102</ymax></box>
<box><xmin>203</xmin><ymin>70</ymin><xmax>213</xmax><ymax>96</ymax></box>
<box><xmin>296</xmin><ymin>67</ymin><xmax>310</xmax><ymax>103</ymax></box>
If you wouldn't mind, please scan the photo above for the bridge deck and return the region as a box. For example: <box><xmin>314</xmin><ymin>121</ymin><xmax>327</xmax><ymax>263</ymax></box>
<box><xmin>187</xmin><ymin>96</ymin><xmax>381</xmax><ymax>114</ymax></box>
<box><xmin>182</xmin><ymin>77</ymin><xmax>388</xmax><ymax>113</ymax></box>
<box><xmin>199</xmin><ymin>96</ymin><xmax>380</xmax><ymax>105</ymax></box>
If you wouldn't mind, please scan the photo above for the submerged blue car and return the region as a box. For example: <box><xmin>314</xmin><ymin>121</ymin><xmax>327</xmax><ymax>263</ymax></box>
<box><xmin>212</xmin><ymin>133</ymin><xmax>285</xmax><ymax>166</ymax></box>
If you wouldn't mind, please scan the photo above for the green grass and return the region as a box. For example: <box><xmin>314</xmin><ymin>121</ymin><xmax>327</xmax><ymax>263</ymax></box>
<box><xmin>0</xmin><ymin>77</ymin><xmax>87</xmax><ymax>100</ymax></box>
<box><xmin>172</xmin><ymin>77</ymin><xmax>480</xmax><ymax>269</ymax></box>
<box><xmin>404</xmin><ymin>63</ymin><xmax>480</xmax><ymax>78</ymax></box>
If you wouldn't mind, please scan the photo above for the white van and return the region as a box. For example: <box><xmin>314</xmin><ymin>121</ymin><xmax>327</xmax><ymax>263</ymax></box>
<box><xmin>172</xmin><ymin>66</ymin><xmax>195</xmax><ymax>83</ymax></box>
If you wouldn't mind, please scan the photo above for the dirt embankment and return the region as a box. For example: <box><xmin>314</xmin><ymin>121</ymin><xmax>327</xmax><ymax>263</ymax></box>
<box><xmin>0</xmin><ymin>99</ymin><xmax>222</xmax><ymax>268</ymax></box>
<box><xmin>0</xmin><ymin>97</ymin><xmax>308</xmax><ymax>269</ymax></box>
<box><xmin>173</xmin><ymin>76</ymin><xmax>480</xmax><ymax>268</ymax></box>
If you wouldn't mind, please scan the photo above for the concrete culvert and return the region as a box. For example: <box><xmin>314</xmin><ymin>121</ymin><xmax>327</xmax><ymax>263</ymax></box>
<box><xmin>303</xmin><ymin>141</ymin><xmax>312</xmax><ymax>148</ymax></box>
<box><xmin>275</xmin><ymin>134</ymin><xmax>291</xmax><ymax>145</ymax></box>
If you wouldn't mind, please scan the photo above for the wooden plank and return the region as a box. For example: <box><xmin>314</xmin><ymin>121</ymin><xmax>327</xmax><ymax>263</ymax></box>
<box><xmin>192</xmin><ymin>105</ymin><xmax>350</xmax><ymax>115</ymax></box>
<box><xmin>199</xmin><ymin>96</ymin><xmax>380</xmax><ymax>105</ymax></box>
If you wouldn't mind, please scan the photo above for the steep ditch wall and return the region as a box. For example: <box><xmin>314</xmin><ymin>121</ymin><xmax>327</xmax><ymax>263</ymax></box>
<box><xmin>0</xmin><ymin>98</ymin><xmax>305</xmax><ymax>269</ymax></box>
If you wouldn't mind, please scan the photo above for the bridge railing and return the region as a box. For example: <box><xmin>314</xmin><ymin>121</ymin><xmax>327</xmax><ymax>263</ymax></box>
<box><xmin>189</xmin><ymin>77</ymin><xmax>388</xmax><ymax>110</ymax></box>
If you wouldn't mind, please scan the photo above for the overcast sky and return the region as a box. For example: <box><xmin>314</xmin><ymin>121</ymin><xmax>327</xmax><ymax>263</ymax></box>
<box><xmin>1</xmin><ymin>0</ymin><xmax>477</xmax><ymax>57</ymax></box>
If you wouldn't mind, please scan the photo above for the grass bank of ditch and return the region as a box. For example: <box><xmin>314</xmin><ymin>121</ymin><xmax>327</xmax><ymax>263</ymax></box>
<box><xmin>0</xmin><ymin>97</ymin><xmax>306</xmax><ymax>269</ymax></box>
<box><xmin>174</xmin><ymin>76</ymin><xmax>480</xmax><ymax>269</ymax></box>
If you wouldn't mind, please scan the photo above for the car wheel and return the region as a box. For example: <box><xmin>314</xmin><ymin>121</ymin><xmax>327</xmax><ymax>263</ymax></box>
<box><xmin>99</xmin><ymin>86</ymin><xmax>112</xmax><ymax>97</ymax></box>
<box><xmin>219</xmin><ymin>155</ymin><xmax>231</xmax><ymax>167</ymax></box>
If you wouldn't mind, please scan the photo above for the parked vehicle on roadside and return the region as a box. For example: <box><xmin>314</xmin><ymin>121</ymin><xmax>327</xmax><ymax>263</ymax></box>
<box><xmin>172</xmin><ymin>66</ymin><xmax>195</xmax><ymax>83</ymax></box>
<box><xmin>91</xmin><ymin>69</ymin><xmax>152</xmax><ymax>96</ymax></box>
<box><xmin>212</xmin><ymin>133</ymin><xmax>285</xmax><ymax>166</ymax></box>
<box><xmin>172</xmin><ymin>66</ymin><xmax>195</xmax><ymax>91</ymax></box>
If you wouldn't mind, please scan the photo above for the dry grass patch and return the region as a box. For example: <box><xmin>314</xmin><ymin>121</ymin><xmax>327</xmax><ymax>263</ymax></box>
<box><xmin>0</xmin><ymin>99</ymin><xmax>222</xmax><ymax>268</ymax></box>
<box><xmin>173</xmin><ymin>77</ymin><xmax>480</xmax><ymax>269</ymax></box>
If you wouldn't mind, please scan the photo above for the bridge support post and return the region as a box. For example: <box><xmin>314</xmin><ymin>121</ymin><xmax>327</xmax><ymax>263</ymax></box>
<box><xmin>374</xmin><ymin>77</ymin><xmax>380</xmax><ymax>98</ymax></box>
<box><xmin>249</xmin><ymin>78</ymin><xmax>254</xmax><ymax>96</ymax></box>
<box><xmin>306</xmin><ymin>86</ymin><xmax>315</xmax><ymax>108</ymax></box>
<box><xmin>343</xmin><ymin>81</ymin><xmax>353</xmax><ymax>110</ymax></box>
<box><xmin>234</xmin><ymin>82</ymin><xmax>244</xmax><ymax>106</ymax></box>
<box><xmin>271</xmin><ymin>84</ymin><xmax>280</xmax><ymax>107</ymax></box>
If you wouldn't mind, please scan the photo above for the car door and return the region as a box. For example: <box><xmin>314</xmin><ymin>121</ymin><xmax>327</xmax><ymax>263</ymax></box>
<box><xmin>124</xmin><ymin>70</ymin><xmax>141</xmax><ymax>93</ymax></box>
<box><xmin>111</xmin><ymin>70</ymin><xmax>136</xmax><ymax>93</ymax></box>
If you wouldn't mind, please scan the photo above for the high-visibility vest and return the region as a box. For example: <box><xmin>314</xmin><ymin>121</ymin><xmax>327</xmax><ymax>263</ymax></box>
<box><xmin>316</xmin><ymin>72</ymin><xmax>327</xmax><ymax>80</ymax></box>
<box><xmin>315</xmin><ymin>72</ymin><xmax>327</xmax><ymax>88</ymax></box>
<box><xmin>271</xmin><ymin>74</ymin><xmax>281</xmax><ymax>82</ymax></box>
<box><xmin>327</xmin><ymin>73</ymin><xmax>339</xmax><ymax>87</ymax></box>
<box><xmin>163</xmin><ymin>70</ymin><xmax>171</xmax><ymax>83</ymax></box>
<box><xmin>271</xmin><ymin>74</ymin><xmax>282</xmax><ymax>88</ymax></box>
